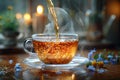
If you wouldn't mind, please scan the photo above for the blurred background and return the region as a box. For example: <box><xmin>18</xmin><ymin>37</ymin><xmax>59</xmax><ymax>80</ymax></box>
<box><xmin>0</xmin><ymin>0</ymin><xmax>120</xmax><ymax>50</ymax></box>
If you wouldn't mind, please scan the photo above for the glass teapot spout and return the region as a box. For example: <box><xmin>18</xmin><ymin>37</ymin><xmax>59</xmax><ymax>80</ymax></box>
<box><xmin>103</xmin><ymin>15</ymin><xmax>116</xmax><ymax>37</ymax></box>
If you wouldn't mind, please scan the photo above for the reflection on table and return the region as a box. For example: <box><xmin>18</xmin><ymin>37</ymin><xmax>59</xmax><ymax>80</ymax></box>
<box><xmin>0</xmin><ymin>48</ymin><xmax>120</xmax><ymax>80</ymax></box>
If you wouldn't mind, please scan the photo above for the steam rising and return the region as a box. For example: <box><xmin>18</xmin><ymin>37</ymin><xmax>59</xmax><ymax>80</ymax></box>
<box><xmin>44</xmin><ymin>7</ymin><xmax>75</xmax><ymax>34</ymax></box>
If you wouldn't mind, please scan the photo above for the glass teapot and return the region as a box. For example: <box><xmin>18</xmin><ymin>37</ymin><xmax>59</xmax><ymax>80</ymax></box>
<box><xmin>86</xmin><ymin>11</ymin><xmax>116</xmax><ymax>42</ymax></box>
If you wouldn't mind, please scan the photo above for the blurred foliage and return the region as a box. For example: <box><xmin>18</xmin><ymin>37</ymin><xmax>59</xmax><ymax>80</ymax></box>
<box><xmin>0</xmin><ymin>6</ymin><xmax>19</xmax><ymax>32</ymax></box>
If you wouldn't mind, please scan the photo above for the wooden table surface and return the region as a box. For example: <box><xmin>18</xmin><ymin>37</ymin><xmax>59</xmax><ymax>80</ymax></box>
<box><xmin>0</xmin><ymin>48</ymin><xmax>120</xmax><ymax>80</ymax></box>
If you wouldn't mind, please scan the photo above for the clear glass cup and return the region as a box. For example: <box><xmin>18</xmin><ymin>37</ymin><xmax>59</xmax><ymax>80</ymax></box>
<box><xmin>23</xmin><ymin>33</ymin><xmax>78</xmax><ymax>64</ymax></box>
<box><xmin>23</xmin><ymin>33</ymin><xmax>89</xmax><ymax>70</ymax></box>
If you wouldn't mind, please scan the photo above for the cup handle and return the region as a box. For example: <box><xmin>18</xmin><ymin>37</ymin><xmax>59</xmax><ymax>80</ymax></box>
<box><xmin>23</xmin><ymin>38</ymin><xmax>35</xmax><ymax>55</ymax></box>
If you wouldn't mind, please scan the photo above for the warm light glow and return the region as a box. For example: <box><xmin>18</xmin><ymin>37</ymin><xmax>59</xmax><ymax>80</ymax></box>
<box><xmin>37</xmin><ymin>5</ymin><xmax>44</xmax><ymax>15</ymax></box>
<box><xmin>24</xmin><ymin>13</ymin><xmax>31</xmax><ymax>20</ymax></box>
<box><xmin>107</xmin><ymin>1</ymin><xmax>120</xmax><ymax>17</ymax></box>
<box><xmin>72</xmin><ymin>74</ymin><xmax>75</xmax><ymax>80</ymax></box>
<box><xmin>24</xmin><ymin>13</ymin><xmax>31</xmax><ymax>25</ymax></box>
<box><xmin>16</xmin><ymin>13</ymin><xmax>22</xmax><ymax>19</ymax></box>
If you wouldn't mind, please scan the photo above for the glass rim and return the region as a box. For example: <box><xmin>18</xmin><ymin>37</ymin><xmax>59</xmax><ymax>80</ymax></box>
<box><xmin>32</xmin><ymin>33</ymin><xmax>78</xmax><ymax>38</ymax></box>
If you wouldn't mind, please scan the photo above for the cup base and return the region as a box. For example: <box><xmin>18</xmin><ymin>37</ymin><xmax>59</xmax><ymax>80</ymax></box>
<box><xmin>23</xmin><ymin>56</ymin><xmax>89</xmax><ymax>70</ymax></box>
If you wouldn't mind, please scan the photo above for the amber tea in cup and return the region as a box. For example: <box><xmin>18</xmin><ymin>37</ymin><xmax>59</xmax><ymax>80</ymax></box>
<box><xmin>24</xmin><ymin>34</ymin><xmax>78</xmax><ymax>64</ymax></box>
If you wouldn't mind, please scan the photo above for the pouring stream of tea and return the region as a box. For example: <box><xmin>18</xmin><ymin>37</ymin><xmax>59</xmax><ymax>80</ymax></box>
<box><xmin>46</xmin><ymin>0</ymin><xmax>59</xmax><ymax>40</ymax></box>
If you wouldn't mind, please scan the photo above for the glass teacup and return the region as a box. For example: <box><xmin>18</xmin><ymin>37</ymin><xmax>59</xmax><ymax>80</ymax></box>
<box><xmin>23</xmin><ymin>33</ymin><xmax>78</xmax><ymax>64</ymax></box>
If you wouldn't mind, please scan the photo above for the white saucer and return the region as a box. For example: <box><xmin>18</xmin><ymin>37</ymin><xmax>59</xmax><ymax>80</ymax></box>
<box><xmin>23</xmin><ymin>56</ymin><xmax>89</xmax><ymax>70</ymax></box>
<box><xmin>23</xmin><ymin>57</ymin><xmax>43</xmax><ymax>69</ymax></box>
